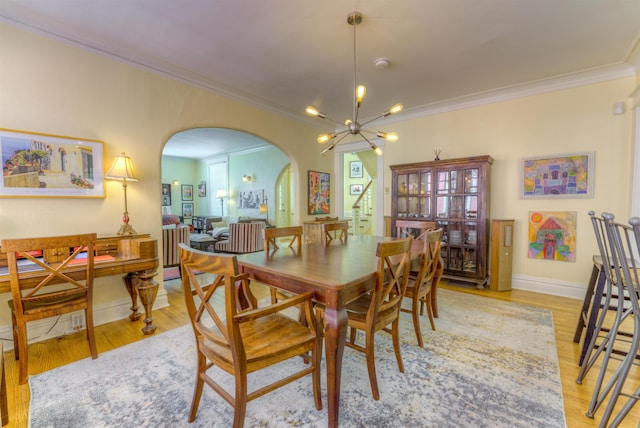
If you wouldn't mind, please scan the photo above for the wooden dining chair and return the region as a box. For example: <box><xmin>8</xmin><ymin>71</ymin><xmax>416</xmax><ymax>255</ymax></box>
<box><xmin>263</xmin><ymin>226</ymin><xmax>303</xmax><ymax>254</ymax></box>
<box><xmin>321</xmin><ymin>221</ymin><xmax>349</xmax><ymax>245</ymax></box>
<box><xmin>263</xmin><ymin>226</ymin><xmax>304</xmax><ymax>308</ymax></box>
<box><xmin>318</xmin><ymin>237</ymin><xmax>412</xmax><ymax>400</ymax></box>
<box><xmin>178</xmin><ymin>244</ymin><xmax>322</xmax><ymax>427</ymax></box>
<box><xmin>395</xmin><ymin>219</ymin><xmax>436</xmax><ymax>239</ymax></box>
<box><xmin>1</xmin><ymin>233</ymin><xmax>99</xmax><ymax>385</ymax></box>
<box><xmin>401</xmin><ymin>228</ymin><xmax>443</xmax><ymax>347</ymax></box>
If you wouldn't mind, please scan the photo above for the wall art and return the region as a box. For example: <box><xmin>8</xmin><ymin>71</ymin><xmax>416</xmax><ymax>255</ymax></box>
<box><xmin>521</xmin><ymin>152</ymin><xmax>593</xmax><ymax>198</ymax></box>
<box><xmin>0</xmin><ymin>128</ymin><xmax>105</xmax><ymax>198</ymax></box>
<box><xmin>308</xmin><ymin>170</ymin><xmax>330</xmax><ymax>214</ymax></box>
<box><xmin>528</xmin><ymin>211</ymin><xmax>577</xmax><ymax>262</ymax></box>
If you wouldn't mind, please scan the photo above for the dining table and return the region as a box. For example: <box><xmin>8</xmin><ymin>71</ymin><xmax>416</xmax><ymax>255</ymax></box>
<box><xmin>236</xmin><ymin>235</ymin><xmax>436</xmax><ymax>428</ymax></box>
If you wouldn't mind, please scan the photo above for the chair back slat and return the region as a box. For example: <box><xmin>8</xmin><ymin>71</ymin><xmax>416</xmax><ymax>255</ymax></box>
<box><xmin>413</xmin><ymin>229</ymin><xmax>443</xmax><ymax>289</ymax></box>
<box><xmin>321</xmin><ymin>221</ymin><xmax>349</xmax><ymax>244</ymax></box>
<box><xmin>395</xmin><ymin>219</ymin><xmax>436</xmax><ymax>239</ymax></box>
<box><xmin>263</xmin><ymin>226</ymin><xmax>303</xmax><ymax>253</ymax></box>
<box><xmin>373</xmin><ymin>238</ymin><xmax>412</xmax><ymax>315</ymax></box>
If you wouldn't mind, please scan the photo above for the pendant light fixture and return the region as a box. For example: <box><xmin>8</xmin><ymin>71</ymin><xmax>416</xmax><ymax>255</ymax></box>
<box><xmin>305</xmin><ymin>12</ymin><xmax>403</xmax><ymax>156</ymax></box>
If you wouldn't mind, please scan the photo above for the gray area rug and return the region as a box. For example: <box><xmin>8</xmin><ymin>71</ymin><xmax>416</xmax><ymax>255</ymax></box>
<box><xmin>29</xmin><ymin>289</ymin><xmax>566</xmax><ymax>427</ymax></box>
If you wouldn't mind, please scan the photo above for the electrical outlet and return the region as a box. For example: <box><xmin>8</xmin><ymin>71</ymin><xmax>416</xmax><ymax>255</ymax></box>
<box><xmin>71</xmin><ymin>314</ymin><xmax>84</xmax><ymax>331</ymax></box>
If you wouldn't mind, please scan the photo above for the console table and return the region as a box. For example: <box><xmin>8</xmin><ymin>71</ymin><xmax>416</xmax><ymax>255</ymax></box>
<box><xmin>0</xmin><ymin>234</ymin><xmax>160</xmax><ymax>335</ymax></box>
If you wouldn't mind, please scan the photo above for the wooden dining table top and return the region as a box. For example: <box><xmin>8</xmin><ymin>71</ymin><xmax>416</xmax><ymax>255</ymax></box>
<box><xmin>237</xmin><ymin>235</ymin><xmax>421</xmax><ymax>304</ymax></box>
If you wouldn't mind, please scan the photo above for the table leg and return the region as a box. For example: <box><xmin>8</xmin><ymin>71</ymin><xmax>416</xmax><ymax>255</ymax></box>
<box><xmin>123</xmin><ymin>273</ymin><xmax>143</xmax><ymax>321</ymax></box>
<box><xmin>137</xmin><ymin>269</ymin><xmax>159</xmax><ymax>335</ymax></box>
<box><xmin>323</xmin><ymin>295</ymin><xmax>347</xmax><ymax>428</ymax></box>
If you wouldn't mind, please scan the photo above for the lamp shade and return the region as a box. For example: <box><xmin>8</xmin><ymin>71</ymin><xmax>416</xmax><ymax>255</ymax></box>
<box><xmin>259</xmin><ymin>204</ymin><xmax>268</xmax><ymax>214</ymax></box>
<box><xmin>216</xmin><ymin>189</ymin><xmax>226</xmax><ymax>198</ymax></box>
<box><xmin>106</xmin><ymin>153</ymin><xmax>139</xmax><ymax>181</ymax></box>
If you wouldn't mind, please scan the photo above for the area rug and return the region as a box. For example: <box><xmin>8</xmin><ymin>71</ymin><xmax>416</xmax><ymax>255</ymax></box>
<box><xmin>162</xmin><ymin>267</ymin><xmax>180</xmax><ymax>281</ymax></box>
<box><xmin>28</xmin><ymin>289</ymin><xmax>566</xmax><ymax>427</ymax></box>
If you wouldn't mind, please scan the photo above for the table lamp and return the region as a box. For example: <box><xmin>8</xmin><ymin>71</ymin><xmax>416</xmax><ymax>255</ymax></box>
<box><xmin>106</xmin><ymin>152</ymin><xmax>139</xmax><ymax>235</ymax></box>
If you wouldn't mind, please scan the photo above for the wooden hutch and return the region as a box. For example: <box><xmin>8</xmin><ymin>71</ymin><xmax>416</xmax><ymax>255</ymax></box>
<box><xmin>390</xmin><ymin>155</ymin><xmax>493</xmax><ymax>288</ymax></box>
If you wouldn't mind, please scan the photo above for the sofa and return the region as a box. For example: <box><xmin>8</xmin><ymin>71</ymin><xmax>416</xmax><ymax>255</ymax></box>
<box><xmin>214</xmin><ymin>222</ymin><xmax>266</xmax><ymax>254</ymax></box>
<box><xmin>162</xmin><ymin>214</ymin><xmax>194</xmax><ymax>232</ymax></box>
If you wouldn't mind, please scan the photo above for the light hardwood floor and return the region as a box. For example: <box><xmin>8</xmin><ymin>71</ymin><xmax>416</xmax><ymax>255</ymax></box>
<box><xmin>2</xmin><ymin>278</ymin><xmax>639</xmax><ymax>427</ymax></box>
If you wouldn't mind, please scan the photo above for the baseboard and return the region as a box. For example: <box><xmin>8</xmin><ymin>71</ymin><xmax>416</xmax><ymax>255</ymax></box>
<box><xmin>0</xmin><ymin>288</ymin><xmax>169</xmax><ymax>352</ymax></box>
<box><xmin>512</xmin><ymin>274</ymin><xmax>585</xmax><ymax>300</ymax></box>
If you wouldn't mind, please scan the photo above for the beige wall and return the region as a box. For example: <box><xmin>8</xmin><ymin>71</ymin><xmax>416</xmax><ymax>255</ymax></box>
<box><xmin>0</xmin><ymin>21</ymin><xmax>638</xmax><ymax>320</ymax></box>
<box><xmin>381</xmin><ymin>77</ymin><xmax>636</xmax><ymax>293</ymax></box>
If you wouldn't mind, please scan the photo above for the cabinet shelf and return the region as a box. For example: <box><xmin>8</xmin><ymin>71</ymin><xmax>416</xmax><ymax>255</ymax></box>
<box><xmin>390</xmin><ymin>155</ymin><xmax>493</xmax><ymax>288</ymax></box>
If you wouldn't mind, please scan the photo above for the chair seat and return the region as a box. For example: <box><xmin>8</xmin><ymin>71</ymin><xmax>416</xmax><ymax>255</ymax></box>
<box><xmin>9</xmin><ymin>292</ymin><xmax>87</xmax><ymax>315</ymax></box>
<box><xmin>202</xmin><ymin>313</ymin><xmax>316</xmax><ymax>370</ymax></box>
<box><xmin>345</xmin><ymin>296</ymin><xmax>398</xmax><ymax>328</ymax></box>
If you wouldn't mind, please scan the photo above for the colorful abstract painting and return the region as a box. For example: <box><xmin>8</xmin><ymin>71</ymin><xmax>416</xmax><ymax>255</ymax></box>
<box><xmin>521</xmin><ymin>152</ymin><xmax>593</xmax><ymax>198</ymax></box>
<box><xmin>528</xmin><ymin>211</ymin><xmax>577</xmax><ymax>262</ymax></box>
<box><xmin>308</xmin><ymin>170</ymin><xmax>330</xmax><ymax>214</ymax></box>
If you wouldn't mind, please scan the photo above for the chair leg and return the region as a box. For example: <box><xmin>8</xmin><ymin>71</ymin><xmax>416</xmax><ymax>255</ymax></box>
<box><xmin>392</xmin><ymin>318</ymin><xmax>404</xmax><ymax>374</ymax></box>
<box><xmin>411</xmin><ymin>296</ymin><xmax>424</xmax><ymax>348</ymax></box>
<box><xmin>188</xmin><ymin>351</ymin><xmax>206</xmax><ymax>423</ymax></box>
<box><xmin>312</xmin><ymin>336</ymin><xmax>323</xmax><ymax>411</ymax></box>
<box><xmin>364</xmin><ymin>329</ymin><xmax>380</xmax><ymax>401</ymax></box>
<box><xmin>233</xmin><ymin>373</ymin><xmax>248</xmax><ymax>428</ymax></box>
<box><xmin>425</xmin><ymin>293</ymin><xmax>436</xmax><ymax>331</ymax></box>
<box><xmin>10</xmin><ymin>312</ymin><xmax>18</xmax><ymax>361</ymax></box>
<box><xmin>15</xmin><ymin>322</ymin><xmax>28</xmax><ymax>385</ymax></box>
<box><xmin>85</xmin><ymin>308</ymin><xmax>98</xmax><ymax>359</ymax></box>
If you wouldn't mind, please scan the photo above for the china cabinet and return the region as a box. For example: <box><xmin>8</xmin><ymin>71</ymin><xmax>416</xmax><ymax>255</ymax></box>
<box><xmin>390</xmin><ymin>155</ymin><xmax>493</xmax><ymax>287</ymax></box>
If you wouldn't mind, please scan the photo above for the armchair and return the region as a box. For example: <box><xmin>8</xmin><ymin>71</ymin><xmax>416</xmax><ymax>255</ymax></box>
<box><xmin>214</xmin><ymin>222</ymin><xmax>266</xmax><ymax>254</ymax></box>
<box><xmin>162</xmin><ymin>225</ymin><xmax>191</xmax><ymax>268</ymax></box>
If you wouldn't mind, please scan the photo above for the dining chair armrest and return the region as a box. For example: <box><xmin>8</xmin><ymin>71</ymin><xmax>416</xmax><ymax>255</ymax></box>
<box><xmin>234</xmin><ymin>291</ymin><xmax>315</xmax><ymax>323</ymax></box>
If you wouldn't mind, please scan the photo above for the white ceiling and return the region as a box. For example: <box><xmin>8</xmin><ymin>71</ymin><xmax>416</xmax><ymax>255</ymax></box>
<box><xmin>1</xmin><ymin>1</ymin><xmax>639</xmax><ymax>158</ymax></box>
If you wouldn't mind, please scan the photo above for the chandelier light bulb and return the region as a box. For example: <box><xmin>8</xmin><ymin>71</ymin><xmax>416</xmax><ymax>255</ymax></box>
<box><xmin>356</xmin><ymin>85</ymin><xmax>366</xmax><ymax>104</ymax></box>
<box><xmin>377</xmin><ymin>132</ymin><xmax>399</xmax><ymax>143</ymax></box>
<box><xmin>317</xmin><ymin>133</ymin><xmax>335</xmax><ymax>144</ymax></box>
<box><xmin>305</xmin><ymin>106</ymin><xmax>326</xmax><ymax>119</ymax></box>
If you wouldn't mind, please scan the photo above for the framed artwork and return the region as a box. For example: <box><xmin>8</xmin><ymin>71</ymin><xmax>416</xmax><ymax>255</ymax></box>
<box><xmin>528</xmin><ymin>211</ymin><xmax>577</xmax><ymax>262</ymax></box>
<box><xmin>198</xmin><ymin>182</ymin><xmax>206</xmax><ymax>197</ymax></box>
<box><xmin>521</xmin><ymin>152</ymin><xmax>594</xmax><ymax>198</ymax></box>
<box><xmin>350</xmin><ymin>161</ymin><xmax>363</xmax><ymax>178</ymax></box>
<box><xmin>308</xmin><ymin>170</ymin><xmax>330</xmax><ymax>215</ymax></box>
<box><xmin>237</xmin><ymin>189</ymin><xmax>263</xmax><ymax>209</ymax></box>
<box><xmin>0</xmin><ymin>128</ymin><xmax>105</xmax><ymax>198</ymax></box>
<box><xmin>161</xmin><ymin>183</ymin><xmax>171</xmax><ymax>206</ymax></box>
<box><xmin>182</xmin><ymin>202</ymin><xmax>194</xmax><ymax>218</ymax></box>
<box><xmin>350</xmin><ymin>184</ymin><xmax>363</xmax><ymax>195</ymax></box>
<box><xmin>181</xmin><ymin>184</ymin><xmax>193</xmax><ymax>201</ymax></box>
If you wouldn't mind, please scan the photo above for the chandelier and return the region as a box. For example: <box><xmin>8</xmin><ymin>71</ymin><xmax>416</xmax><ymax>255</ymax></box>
<box><xmin>305</xmin><ymin>12</ymin><xmax>403</xmax><ymax>156</ymax></box>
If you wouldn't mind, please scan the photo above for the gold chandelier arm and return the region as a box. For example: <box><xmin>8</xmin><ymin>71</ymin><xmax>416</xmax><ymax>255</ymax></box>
<box><xmin>321</xmin><ymin>133</ymin><xmax>350</xmax><ymax>155</ymax></box>
<box><xmin>358</xmin><ymin>132</ymin><xmax>383</xmax><ymax>156</ymax></box>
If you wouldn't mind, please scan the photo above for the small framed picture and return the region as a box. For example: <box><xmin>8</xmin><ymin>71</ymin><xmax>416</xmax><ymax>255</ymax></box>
<box><xmin>182</xmin><ymin>202</ymin><xmax>194</xmax><ymax>218</ymax></box>
<box><xmin>350</xmin><ymin>161</ymin><xmax>363</xmax><ymax>178</ymax></box>
<box><xmin>350</xmin><ymin>184</ymin><xmax>363</xmax><ymax>195</ymax></box>
<box><xmin>181</xmin><ymin>184</ymin><xmax>193</xmax><ymax>201</ymax></box>
<box><xmin>161</xmin><ymin>183</ymin><xmax>171</xmax><ymax>206</ymax></box>
<box><xmin>198</xmin><ymin>182</ymin><xmax>206</xmax><ymax>197</ymax></box>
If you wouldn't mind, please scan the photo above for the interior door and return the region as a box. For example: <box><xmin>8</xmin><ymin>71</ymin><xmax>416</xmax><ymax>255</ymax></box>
<box><xmin>275</xmin><ymin>164</ymin><xmax>292</xmax><ymax>227</ymax></box>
